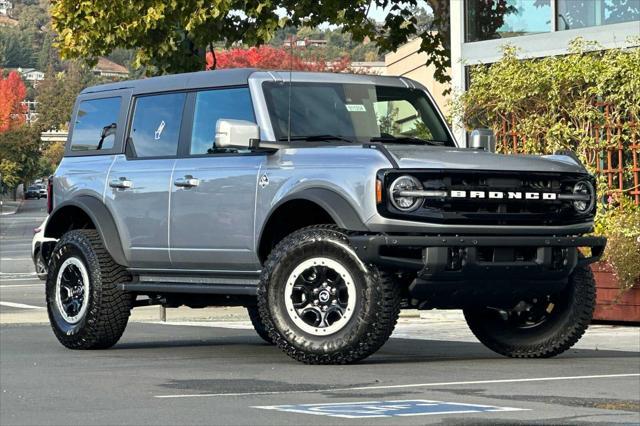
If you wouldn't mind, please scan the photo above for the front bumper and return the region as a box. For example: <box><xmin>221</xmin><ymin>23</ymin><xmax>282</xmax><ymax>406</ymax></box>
<box><xmin>349</xmin><ymin>234</ymin><xmax>606</xmax><ymax>308</ymax></box>
<box><xmin>350</xmin><ymin>235</ymin><xmax>606</xmax><ymax>270</ymax></box>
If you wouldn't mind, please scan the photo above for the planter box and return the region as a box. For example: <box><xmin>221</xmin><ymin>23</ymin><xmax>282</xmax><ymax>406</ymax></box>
<box><xmin>591</xmin><ymin>262</ymin><xmax>640</xmax><ymax>323</ymax></box>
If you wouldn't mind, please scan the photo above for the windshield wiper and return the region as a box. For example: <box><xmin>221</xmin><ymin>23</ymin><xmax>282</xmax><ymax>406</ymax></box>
<box><xmin>369</xmin><ymin>136</ymin><xmax>445</xmax><ymax>146</ymax></box>
<box><xmin>278</xmin><ymin>134</ymin><xmax>356</xmax><ymax>144</ymax></box>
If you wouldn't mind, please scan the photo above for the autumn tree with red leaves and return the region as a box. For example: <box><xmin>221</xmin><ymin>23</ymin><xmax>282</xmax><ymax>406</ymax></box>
<box><xmin>206</xmin><ymin>46</ymin><xmax>351</xmax><ymax>73</ymax></box>
<box><xmin>0</xmin><ymin>71</ymin><xmax>27</xmax><ymax>133</ymax></box>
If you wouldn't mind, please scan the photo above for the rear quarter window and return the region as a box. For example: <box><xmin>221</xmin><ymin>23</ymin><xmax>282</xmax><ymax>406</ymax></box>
<box><xmin>70</xmin><ymin>97</ymin><xmax>121</xmax><ymax>152</ymax></box>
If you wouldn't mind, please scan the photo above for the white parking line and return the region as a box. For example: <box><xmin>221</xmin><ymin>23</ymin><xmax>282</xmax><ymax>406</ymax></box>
<box><xmin>0</xmin><ymin>258</ymin><xmax>32</xmax><ymax>261</ymax></box>
<box><xmin>0</xmin><ymin>284</ymin><xmax>44</xmax><ymax>288</ymax></box>
<box><xmin>154</xmin><ymin>373</ymin><xmax>640</xmax><ymax>399</ymax></box>
<box><xmin>0</xmin><ymin>301</ymin><xmax>44</xmax><ymax>309</ymax></box>
<box><xmin>0</xmin><ymin>278</ymin><xmax>41</xmax><ymax>282</ymax></box>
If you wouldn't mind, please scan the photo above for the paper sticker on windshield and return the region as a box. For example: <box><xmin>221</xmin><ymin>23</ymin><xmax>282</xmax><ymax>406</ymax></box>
<box><xmin>346</xmin><ymin>104</ymin><xmax>366</xmax><ymax>112</ymax></box>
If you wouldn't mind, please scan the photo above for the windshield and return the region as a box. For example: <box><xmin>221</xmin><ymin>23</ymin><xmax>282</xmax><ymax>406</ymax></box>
<box><xmin>262</xmin><ymin>82</ymin><xmax>454</xmax><ymax>146</ymax></box>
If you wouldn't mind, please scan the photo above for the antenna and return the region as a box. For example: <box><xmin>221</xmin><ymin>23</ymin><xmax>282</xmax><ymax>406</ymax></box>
<box><xmin>287</xmin><ymin>32</ymin><xmax>293</xmax><ymax>144</ymax></box>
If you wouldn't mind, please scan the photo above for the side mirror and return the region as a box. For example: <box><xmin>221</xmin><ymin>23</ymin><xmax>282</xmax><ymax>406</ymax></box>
<box><xmin>215</xmin><ymin>119</ymin><xmax>260</xmax><ymax>150</ymax></box>
<box><xmin>469</xmin><ymin>128</ymin><xmax>496</xmax><ymax>152</ymax></box>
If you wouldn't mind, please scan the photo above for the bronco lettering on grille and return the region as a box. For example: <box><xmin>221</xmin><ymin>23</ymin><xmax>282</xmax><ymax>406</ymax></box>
<box><xmin>450</xmin><ymin>191</ymin><xmax>557</xmax><ymax>200</ymax></box>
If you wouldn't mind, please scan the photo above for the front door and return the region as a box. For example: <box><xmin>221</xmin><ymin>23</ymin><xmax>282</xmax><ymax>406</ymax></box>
<box><xmin>169</xmin><ymin>87</ymin><xmax>263</xmax><ymax>271</ymax></box>
<box><xmin>106</xmin><ymin>92</ymin><xmax>186</xmax><ymax>269</ymax></box>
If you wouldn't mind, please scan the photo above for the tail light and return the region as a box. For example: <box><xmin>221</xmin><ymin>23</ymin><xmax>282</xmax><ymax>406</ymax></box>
<box><xmin>47</xmin><ymin>178</ymin><xmax>53</xmax><ymax>213</ymax></box>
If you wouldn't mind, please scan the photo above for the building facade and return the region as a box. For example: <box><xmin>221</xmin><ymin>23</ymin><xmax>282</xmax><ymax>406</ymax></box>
<box><xmin>0</xmin><ymin>0</ymin><xmax>12</xmax><ymax>16</ymax></box>
<box><xmin>384</xmin><ymin>37</ymin><xmax>451</xmax><ymax>115</ymax></box>
<box><xmin>91</xmin><ymin>57</ymin><xmax>129</xmax><ymax>79</ymax></box>
<box><xmin>450</xmin><ymin>0</ymin><xmax>640</xmax><ymax>145</ymax></box>
<box><xmin>18</xmin><ymin>68</ymin><xmax>45</xmax><ymax>86</ymax></box>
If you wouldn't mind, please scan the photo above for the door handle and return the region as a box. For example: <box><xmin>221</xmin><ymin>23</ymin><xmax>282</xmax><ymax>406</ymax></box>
<box><xmin>109</xmin><ymin>178</ymin><xmax>133</xmax><ymax>189</ymax></box>
<box><xmin>174</xmin><ymin>177</ymin><xmax>200</xmax><ymax>188</ymax></box>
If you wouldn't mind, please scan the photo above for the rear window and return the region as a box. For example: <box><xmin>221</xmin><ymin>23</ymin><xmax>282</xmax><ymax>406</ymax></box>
<box><xmin>70</xmin><ymin>97</ymin><xmax>121</xmax><ymax>152</ymax></box>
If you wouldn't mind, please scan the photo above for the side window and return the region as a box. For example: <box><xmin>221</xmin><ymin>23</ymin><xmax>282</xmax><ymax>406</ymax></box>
<box><xmin>190</xmin><ymin>87</ymin><xmax>255</xmax><ymax>155</ymax></box>
<box><xmin>128</xmin><ymin>93</ymin><xmax>186</xmax><ymax>158</ymax></box>
<box><xmin>70</xmin><ymin>97</ymin><xmax>121</xmax><ymax>151</ymax></box>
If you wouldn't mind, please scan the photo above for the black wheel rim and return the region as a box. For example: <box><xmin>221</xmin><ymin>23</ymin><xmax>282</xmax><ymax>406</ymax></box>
<box><xmin>54</xmin><ymin>257</ymin><xmax>89</xmax><ymax>324</ymax></box>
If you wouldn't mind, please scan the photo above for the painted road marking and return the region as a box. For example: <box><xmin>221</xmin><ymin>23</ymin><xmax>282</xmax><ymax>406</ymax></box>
<box><xmin>155</xmin><ymin>373</ymin><xmax>640</xmax><ymax>399</ymax></box>
<box><xmin>255</xmin><ymin>399</ymin><xmax>527</xmax><ymax>419</ymax></box>
<box><xmin>0</xmin><ymin>272</ymin><xmax>37</xmax><ymax>275</ymax></box>
<box><xmin>0</xmin><ymin>284</ymin><xmax>44</xmax><ymax>288</ymax></box>
<box><xmin>0</xmin><ymin>301</ymin><xmax>44</xmax><ymax>309</ymax></box>
<box><xmin>0</xmin><ymin>278</ymin><xmax>41</xmax><ymax>282</ymax></box>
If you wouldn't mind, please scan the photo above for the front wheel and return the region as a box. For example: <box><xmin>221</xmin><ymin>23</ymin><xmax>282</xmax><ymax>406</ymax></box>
<box><xmin>257</xmin><ymin>226</ymin><xmax>400</xmax><ymax>364</ymax></box>
<box><xmin>463</xmin><ymin>264</ymin><xmax>596</xmax><ymax>358</ymax></box>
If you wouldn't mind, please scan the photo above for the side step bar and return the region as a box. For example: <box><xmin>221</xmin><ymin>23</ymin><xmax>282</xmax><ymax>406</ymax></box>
<box><xmin>119</xmin><ymin>282</ymin><xmax>258</xmax><ymax>296</ymax></box>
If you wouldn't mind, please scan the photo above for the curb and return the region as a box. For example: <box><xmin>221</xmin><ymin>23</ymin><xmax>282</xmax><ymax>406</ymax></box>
<box><xmin>0</xmin><ymin>199</ymin><xmax>23</xmax><ymax>216</ymax></box>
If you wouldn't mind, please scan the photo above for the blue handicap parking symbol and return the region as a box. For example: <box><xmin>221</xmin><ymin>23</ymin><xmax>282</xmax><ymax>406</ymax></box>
<box><xmin>255</xmin><ymin>399</ymin><xmax>527</xmax><ymax>419</ymax></box>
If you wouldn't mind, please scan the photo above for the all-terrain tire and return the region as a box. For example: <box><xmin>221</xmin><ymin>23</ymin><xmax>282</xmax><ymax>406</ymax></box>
<box><xmin>246</xmin><ymin>306</ymin><xmax>274</xmax><ymax>344</ymax></box>
<box><xmin>257</xmin><ymin>226</ymin><xmax>401</xmax><ymax>364</ymax></box>
<box><xmin>463</xmin><ymin>264</ymin><xmax>596</xmax><ymax>358</ymax></box>
<box><xmin>46</xmin><ymin>230</ymin><xmax>133</xmax><ymax>349</ymax></box>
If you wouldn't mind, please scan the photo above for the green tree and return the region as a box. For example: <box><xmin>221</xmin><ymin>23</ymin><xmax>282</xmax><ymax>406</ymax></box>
<box><xmin>0</xmin><ymin>126</ymin><xmax>43</xmax><ymax>187</ymax></box>
<box><xmin>0</xmin><ymin>29</ymin><xmax>35</xmax><ymax>67</ymax></box>
<box><xmin>37</xmin><ymin>31</ymin><xmax>62</xmax><ymax>71</ymax></box>
<box><xmin>0</xmin><ymin>159</ymin><xmax>21</xmax><ymax>191</ymax></box>
<box><xmin>50</xmin><ymin>0</ymin><xmax>454</xmax><ymax>82</ymax></box>
<box><xmin>35</xmin><ymin>63</ymin><xmax>90</xmax><ymax>131</ymax></box>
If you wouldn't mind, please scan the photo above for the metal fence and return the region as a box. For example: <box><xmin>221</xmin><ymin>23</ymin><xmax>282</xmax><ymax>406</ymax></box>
<box><xmin>496</xmin><ymin>105</ymin><xmax>639</xmax><ymax>206</ymax></box>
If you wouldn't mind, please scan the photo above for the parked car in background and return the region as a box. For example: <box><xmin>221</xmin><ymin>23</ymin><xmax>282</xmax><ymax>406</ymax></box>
<box><xmin>37</xmin><ymin>185</ymin><xmax>48</xmax><ymax>198</ymax></box>
<box><xmin>25</xmin><ymin>186</ymin><xmax>42</xmax><ymax>199</ymax></box>
<box><xmin>32</xmin><ymin>217</ymin><xmax>55</xmax><ymax>280</ymax></box>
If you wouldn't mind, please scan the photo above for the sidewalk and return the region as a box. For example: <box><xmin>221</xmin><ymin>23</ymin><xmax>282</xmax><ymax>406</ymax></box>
<box><xmin>0</xmin><ymin>200</ymin><xmax>22</xmax><ymax>216</ymax></box>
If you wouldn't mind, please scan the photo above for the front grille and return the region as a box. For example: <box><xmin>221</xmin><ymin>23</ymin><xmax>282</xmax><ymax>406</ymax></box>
<box><xmin>379</xmin><ymin>169</ymin><xmax>595</xmax><ymax>226</ymax></box>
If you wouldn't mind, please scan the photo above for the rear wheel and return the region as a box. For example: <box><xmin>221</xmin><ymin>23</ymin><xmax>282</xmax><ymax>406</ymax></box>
<box><xmin>246</xmin><ymin>306</ymin><xmax>273</xmax><ymax>344</ymax></box>
<box><xmin>35</xmin><ymin>249</ymin><xmax>47</xmax><ymax>280</ymax></box>
<box><xmin>257</xmin><ymin>226</ymin><xmax>400</xmax><ymax>364</ymax></box>
<box><xmin>463</xmin><ymin>264</ymin><xmax>596</xmax><ymax>358</ymax></box>
<box><xmin>46</xmin><ymin>230</ymin><xmax>133</xmax><ymax>349</ymax></box>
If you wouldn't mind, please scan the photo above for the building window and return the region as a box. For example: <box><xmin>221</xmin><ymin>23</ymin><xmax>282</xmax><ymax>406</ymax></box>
<box><xmin>557</xmin><ymin>0</ymin><xmax>640</xmax><ymax>30</ymax></box>
<box><xmin>465</xmin><ymin>0</ymin><xmax>552</xmax><ymax>42</ymax></box>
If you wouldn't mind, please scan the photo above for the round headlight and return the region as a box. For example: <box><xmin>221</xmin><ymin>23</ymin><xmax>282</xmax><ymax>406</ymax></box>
<box><xmin>389</xmin><ymin>175</ymin><xmax>423</xmax><ymax>212</ymax></box>
<box><xmin>572</xmin><ymin>180</ymin><xmax>595</xmax><ymax>213</ymax></box>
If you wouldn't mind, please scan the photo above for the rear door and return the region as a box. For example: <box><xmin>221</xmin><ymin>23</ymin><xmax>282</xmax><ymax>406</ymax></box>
<box><xmin>105</xmin><ymin>92</ymin><xmax>187</xmax><ymax>269</ymax></box>
<box><xmin>169</xmin><ymin>87</ymin><xmax>264</xmax><ymax>271</ymax></box>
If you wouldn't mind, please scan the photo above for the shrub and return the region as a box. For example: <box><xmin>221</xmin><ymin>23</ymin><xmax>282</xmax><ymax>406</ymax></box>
<box><xmin>594</xmin><ymin>196</ymin><xmax>640</xmax><ymax>294</ymax></box>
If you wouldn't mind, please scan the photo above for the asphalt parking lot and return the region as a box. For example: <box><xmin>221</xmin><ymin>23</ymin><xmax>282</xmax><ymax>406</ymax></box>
<box><xmin>1</xmin><ymin>200</ymin><xmax>639</xmax><ymax>425</ymax></box>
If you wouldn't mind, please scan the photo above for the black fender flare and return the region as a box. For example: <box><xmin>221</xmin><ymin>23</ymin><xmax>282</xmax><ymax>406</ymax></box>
<box><xmin>45</xmin><ymin>196</ymin><xmax>129</xmax><ymax>267</ymax></box>
<box><xmin>260</xmin><ymin>188</ymin><xmax>368</xmax><ymax>240</ymax></box>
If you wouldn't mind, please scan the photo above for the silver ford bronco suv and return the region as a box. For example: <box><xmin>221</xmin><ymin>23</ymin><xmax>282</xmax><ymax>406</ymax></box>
<box><xmin>43</xmin><ymin>69</ymin><xmax>606</xmax><ymax>364</ymax></box>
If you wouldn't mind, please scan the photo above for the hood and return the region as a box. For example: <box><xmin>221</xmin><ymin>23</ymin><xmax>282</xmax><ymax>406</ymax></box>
<box><xmin>384</xmin><ymin>145</ymin><xmax>587</xmax><ymax>174</ymax></box>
